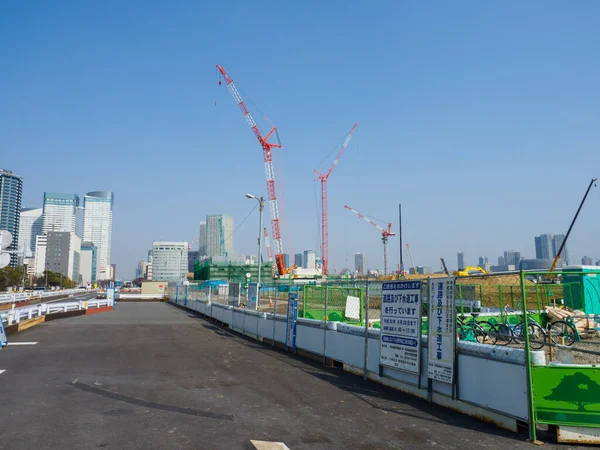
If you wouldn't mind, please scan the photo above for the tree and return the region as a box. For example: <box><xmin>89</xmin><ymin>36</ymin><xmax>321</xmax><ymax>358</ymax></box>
<box><xmin>0</xmin><ymin>265</ymin><xmax>25</xmax><ymax>291</ymax></box>
<box><xmin>35</xmin><ymin>270</ymin><xmax>77</xmax><ymax>289</ymax></box>
<box><xmin>544</xmin><ymin>372</ymin><xmax>600</xmax><ymax>411</ymax></box>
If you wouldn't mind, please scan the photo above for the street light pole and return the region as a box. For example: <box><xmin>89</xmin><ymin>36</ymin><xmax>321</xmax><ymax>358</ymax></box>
<box><xmin>246</xmin><ymin>193</ymin><xmax>264</xmax><ymax>311</ymax></box>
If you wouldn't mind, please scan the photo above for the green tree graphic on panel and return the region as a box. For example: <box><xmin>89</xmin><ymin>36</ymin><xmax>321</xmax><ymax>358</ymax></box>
<box><xmin>544</xmin><ymin>372</ymin><xmax>600</xmax><ymax>411</ymax></box>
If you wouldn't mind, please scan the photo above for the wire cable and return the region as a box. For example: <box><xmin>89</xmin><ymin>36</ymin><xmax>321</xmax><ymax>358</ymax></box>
<box><xmin>223</xmin><ymin>203</ymin><xmax>259</xmax><ymax>245</ymax></box>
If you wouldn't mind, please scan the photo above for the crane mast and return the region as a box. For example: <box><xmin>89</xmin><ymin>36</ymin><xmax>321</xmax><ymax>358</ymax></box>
<box><xmin>315</xmin><ymin>124</ymin><xmax>358</xmax><ymax>275</ymax></box>
<box><xmin>216</xmin><ymin>65</ymin><xmax>288</xmax><ymax>275</ymax></box>
<box><xmin>344</xmin><ymin>205</ymin><xmax>395</xmax><ymax>275</ymax></box>
<box><xmin>263</xmin><ymin>227</ymin><xmax>272</xmax><ymax>261</ymax></box>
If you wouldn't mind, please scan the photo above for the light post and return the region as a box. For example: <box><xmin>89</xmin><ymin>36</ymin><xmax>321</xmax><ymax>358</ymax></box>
<box><xmin>246</xmin><ymin>193</ymin><xmax>264</xmax><ymax>310</ymax></box>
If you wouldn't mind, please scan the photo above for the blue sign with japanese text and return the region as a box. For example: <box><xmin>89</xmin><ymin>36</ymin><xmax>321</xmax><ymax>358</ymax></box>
<box><xmin>0</xmin><ymin>318</ymin><xmax>7</xmax><ymax>348</ymax></box>
<box><xmin>286</xmin><ymin>293</ymin><xmax>298</xmax><ymax>351</ymax></box>
<box><xmin>380</xmin><ymin>280</ymin><xmax>422</xmax><ymax>373</ymax></box>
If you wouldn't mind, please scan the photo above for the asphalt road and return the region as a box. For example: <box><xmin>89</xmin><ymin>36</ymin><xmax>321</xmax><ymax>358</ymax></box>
<box><xmin>0</xmin><ymin>303</ymin><xmax>582</xmax><ymax>449</ymax></box>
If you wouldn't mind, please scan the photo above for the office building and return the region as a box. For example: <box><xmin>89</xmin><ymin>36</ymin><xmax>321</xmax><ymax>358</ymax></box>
<box><xmin>504</xmin><ymin>251</ymin><xmax>521</xmax><ymax>267</ymax></box>
<box><xmin>355</xmin><ymin>253</ymin><xmax>366</xmax><ymax>275</ymax></box>
<box><xmin>42</xmin><ymin>193</ymin><xmax>80</xmax><ymax>235</ymax></box>
<box><xmin>110</xmin><ymin>264</ymin><xmax>117</xmax><ymax>281</ymax></box>
<box><xmin>145</xmin><ymin>263</ymin><xmax>153</xmax><ymax>280</ymax></box>
<box><xmin>534</xmin><ymin>234</ymin><xmax>552</xmax><ymax>260</ymax></box>
<box><xmin>457</xmin><ymin>252</ymin><xmax>467</xmax><ymax>271</ymax></box>
<box><xmin>303</xmin><ymin>250</ymin><xmax>316</xmax><ymax>269</ymax></box>
<box><xmin>82</xmin><ymin>191</ymin><xmax>114</xmax><ymax>281</ymax></box>
<box><xmin>18</xmin><ymin>207</ymin><xmax>43</xmax><ymax>255</ymax></box>
<box><xmin>294</xmin><ymin>253</ymin><xmax>303</xmax><ymax>267</ymax></box>
<box><xmin>199</xmin><ymin>221</ymin><xmax>207</xmax><ymax>256</ymax></box>
<box><xmin>45</xmin><ymin>231</ymin><xmax>81</xmax><ymax>281</ymax></box>
<box><xmin>188</xmin><ymin>250</ymin><xmax>199</xmax><ymax>273</ymax></box>
<box><xmin>80</xmin><ymin>242</ymin><xmax>97</xmax><ymax>285</ymax></box>
<box><xmin>206</xmin><ymin>214</ymin><xmax>233</xmax><ymax>257</ymax></box>
<box><xmin>147</xmin><ymin>249</ymin><xmax>153</xmax><ymax>263</ymax></box>
<box><xmin>283</xmin><ymin>254</ymin><xmax>290</xmax><ymax>268</ymax></box>
<box><xmin>582</xmin><ymin>256</ymin><xmax>593</xmax><ymax>266</ymax></box>
<box><xmin>498</xmin><ymin>255</ymin><xmax>505</xmax><ymax>266</ymax></box>
<box><xmin>152</xmin><ymin>241</ymin><xmax>188</xmax><ymax>283</ymax></box>
<box><xmin>552</xmin><ymin>234</ymin><xmax>569</xmax><ymax>264</ymax></box>
<box><xmin>0</xmin><ymin>168</ymin><xmax>23</xmax><ymax>266</ymax></box>
<box><xmin>416</xmin><ymin>266</ymin><xmax>432</xmax><ymax>275</ymax></box>
<box><xmin>478</xmin><ymin>256</ymin><xmax>488</xmax><ymax>267</ymax></box>
<box><xmin>33</xmin><ymin>234</ymin><xmax>47</xmax><ymax>277</ymax></box>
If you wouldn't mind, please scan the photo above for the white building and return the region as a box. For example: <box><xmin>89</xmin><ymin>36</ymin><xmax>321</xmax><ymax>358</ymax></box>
<box><xmin>206</xmin><ymin>214</ymin><xmax>233</xmax><ymax>257</ymax></box>
<box><xmin>79</xmin><ymin>242</ymin><xmax>97</xmax><ymax>286</ymax></box>
<box><xmin>34</xmin><ymin>234</ymin><xmax>47</xmax><ymax>277</ymax></box>
<box><xmin>82</xmin><ymin>191</ymin><xmax>114</xmax><ymax>281</ymax></box>
<box><xmin>18</xmin><ymin>207</ymin><xmax>43</xmax><ymax>254</ymax></box>
<box><xmin>152</xmin><ymin>241</ymin><xmax>188</xmax><ymax>283</ymax></box>
<box><xmin>42</xmin><ymin>193</ymin><xmax>80</xmax><ymax>234</ymax></box>
<box><xmin>303</xmin><ymin>250</ymin><xmax>316</xmax><ymax>269</ymax></box>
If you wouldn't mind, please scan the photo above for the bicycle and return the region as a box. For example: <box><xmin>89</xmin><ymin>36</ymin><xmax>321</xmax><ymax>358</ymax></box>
<box><xmin>492</xmin><ymin>314</ymin><xmax>578</xmax><ymax>349</ymax></box>
<box><xmin>457</xmin><ymin>313</ymin><xmax>498</xmax><ymax>345</ymax></box>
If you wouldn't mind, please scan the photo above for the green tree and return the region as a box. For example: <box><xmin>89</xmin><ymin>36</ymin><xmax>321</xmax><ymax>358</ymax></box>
<box><xmin>544</xmin><ymin>372</ymin><xmax>600</xmax><ymax>411</ymax></box>
<box><xmin>35</xmin><ymin>270</ymin><xmax>77</xmax><ymax>289</ymax></box>
<box><xmin>0</xmin><ymin>265</ymin><xmax>25</xmax><ymax>291</ymax></box>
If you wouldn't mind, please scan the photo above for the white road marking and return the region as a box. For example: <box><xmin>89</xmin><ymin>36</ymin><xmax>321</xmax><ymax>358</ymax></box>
<box><xmin>0</xmin><ymin>370</ymin><xmax>6</xmax><ymax>375</ymax></box>
<box><xmin>250</xmin><ymin>441</ymin><xmax>290</xmax><ymax>450</ymax></box>
<box><xmin>8</xmin><ymin>342</ymin><xmax>38</xmax><ymax>346</ymax></box>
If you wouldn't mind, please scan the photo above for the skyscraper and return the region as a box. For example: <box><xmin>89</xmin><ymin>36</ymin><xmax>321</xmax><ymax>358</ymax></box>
<box><xmin>199</xmin><ymin>221</ymin><xmax>207</xmax><ymax>256</ymax></box>
<box><xmin>582</xmin><ymin>256</ymin><xmax>593</xmax><ymax>265</ymax></box>
<box><xmin>0</xmin><ymin>169</ymin><xmax>23</xmax><ymax>266</ymax></box>
<box><xmin>283</xmin><ymin>254</ymin><xmax>290</xmax><ymax>268</ymax></box>
<box><xmin>80</xmin><ymin>242</ymin><xmax>97</xmax><ymax>285</ymax></box>
<box><xmin>552</xmin><ymin>234</ymin><xmax>568</xmax><ymax>264</ymax></box>
<box><xmin>152</xmin><ymin>241</ymin><xmax>188</xmax><ymax>283</ymax></box>
<box><xmin>503</xmin><ymin>251</ymin><xmax>521</xmax><ymax>267</ymax></box>
<box><xmin>457</xmin><ymin>252</ymin><xmax>467</xmax><ymax>270</ymax></box>
<box><xmin>534</xmin><ymin>234</ymin><xmax>552</xmax><ymax>259</ymax></box>
<box><xmin>355</xmin><ymin>252</ymin><xmax>366</xmax><ymax>275</ymax></box>
<box><xmin>82</xmin><ymin>191</ymin><xmax>114</xmax><ymax>281</ymax></box>
<box><xmin>42</xmin><ymin>193</ymin><xmax>80</xmax><ymax>234</ymax></box>
<box><xmin>478</xmin><ymin>256</ymin><xmax>488</xmax><ymax>267</ymax></box>
<box><xmin>303</xmin><ymin>250</ymin><xmax>316</xmax><ymax>269</ymax></box>
<box><xmin>294</xmin><ymin>253</ymin><xmax>303</xmax><ymax>267</ymax></box>
<box><xmin>206</xmin><ymin>214</ymin><xmax>233</xmax><ymax>257</ymax></box>
<box><xmin>45</xmin><ymin>231</ymin><xmax>81</xmax><ymax>281</ymax></box>
<box><xmin>498</xmin><ymin>255</ymin><xmax>505</xmax><ymax>266</ymax></box>
<box><xmin>18</xmin><ymin>207</ymin><xmax>43</xmax><ymax>255</ymax></box>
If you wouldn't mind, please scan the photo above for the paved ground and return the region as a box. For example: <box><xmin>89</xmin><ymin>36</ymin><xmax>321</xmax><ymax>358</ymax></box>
<box><xmin>0</xmin><ymin>302</ymin><xmax>581</xmax><ymax>449</ymax></box>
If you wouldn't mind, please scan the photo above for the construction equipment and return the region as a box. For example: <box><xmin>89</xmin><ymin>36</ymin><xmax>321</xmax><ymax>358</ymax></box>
<box><xmin>405</xmin><ymin>244</ymin><xmax>417</xmax><ymax>275</ymax></box>
<box><xmin>314</xmin><ymin>124</ymin><xmax>358</xmax><ymax>275</ymax></box>
<box><xmin>344</xmin><ymin>205</ymin><xmax>395</xmax><ymax>275</ymax></box>
<box><xmin>440</xmin><ymin>257</ymin><xmax>449</xmax><ymax>276</ymax></box>
<box><xmin>453</xmin><ymin>266</ymin><xmax>489</xmax><ymax>277</ymax></box>
<box><xmin>217</xmin><ymin>65</ymin><xmax>291</xmax><ymax>276</ymax></box>
<box><xmin>263</xmin><ymin>227</ymin><xmax>272</xmax><ymax>261</ymax></box>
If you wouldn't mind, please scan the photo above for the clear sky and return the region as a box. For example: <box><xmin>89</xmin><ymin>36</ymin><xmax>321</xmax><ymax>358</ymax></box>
<box><xmin>2</xmin><ymin>1</ymin><xmax>599</xmax><ymax>278</ymax></box>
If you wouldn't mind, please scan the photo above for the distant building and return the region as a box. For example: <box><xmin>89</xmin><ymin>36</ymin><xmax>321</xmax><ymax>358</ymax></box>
<box><xmin>45</xmin><ymin>231</ymin><xmax>81</xmax><ymax>281</ymax></box>
<box><xmin>303</xmin><ymin>250</ymin><xmax>316</xmax><ymax>269</ymax></box>
<box><xmin>206</xmin><ymin>214</ymin><xmax>233</xmax><ymax>257</ymax></box>
<box><xmin>199</xmin><ymin>221</ymin><xmax>207</xmax><ymax>256</ymax></box>
<box><xmin>478</xmin><ymin>256</ymin><xmax>488</xmax><ymax>267</ymax></box>
<box><xmin>498</xmin><ymin>255</ymin><xmax>505</xmax><ymax>266</ymax></box>
<box><xmin>534</xmin><ymin>234</ymin><xmax>553</xmax><ymax>260</ymax></box>
<box><xmin>552</xmin><ymin>234</ymin><xmax>568</xmax><ymax>264</ymax></box>
<box><xmin>188</xmin><ymin>250</ymin><xmax>199</xmax><ymax>273</ymax></box>
<box><xmin>283</xmin><ymin>254</ymin><xmax>290</xmax><ymax>268</ymax></box>
<box><xmin>416</xmin><ymin>266</ymin><xmax>432</xmax><ymax>275</ymax></box>
<box><xmin>33</xmin><ymin>234</ymin><xmax>47</xmax><ymax>277</ymax></box>
<box><xmin>582</xmin><ymin>256</ymin><xmax>593</xmax><ymax>265</ymax></box>
<box><xmin>42</xmin><ymin>193</ymin><xmax>80</xmax><ymax>235</ymax></box>
<box><xmin>520</xmin><ymin>259</ymin><xmax>554</xmax><ymax>271</ymax></box>
<box><xmin>18</xmin><ymin>207</ymin><xmax>43</xmax><ymax>256</ymax></box>
<box><xmin>0</xmin><ymin>168</ymin><xmax>23</xmax><ymax>266</ymax></box>
<box><xmin>110</xmin><ymin>264</ymin><xmax>116</xmax><ymax>281</ymax></box>
<box><xmin>147</xmin><ymin>249</ymin><xmax>153</xmax><ymax>263</ymax></box>
<box><xmin>145</xmin><ymin>263</ymin><xmax>153</xmax><ymax>281</ymax></box>
<box><xmin>80</xmin><ymin>242</ymin><xmax>97</xmax><ymax>285</ymax></box>
<box><xmin>294</xmin><ymin>253</ymin><xmax>303</xmax><ymax>267</ymax></box>
<box><xmin>355</xmin><ymin>253</ymin><xmax>366</xmax><ymax>275</ymax></box>
<box><xmin>82</xmin><ymin>191</ymin><xmax>114</xmax><ymax>281</ymax></box>
<box><xmin>490</xmin><ymin>264</ymin><xmax>516</xmax><ymax>273</ymax></box>
<box><xmin>596</xmin><ymin>259</ymin><xmax>600</xmax><ymax>267</ymax></box>
<box><xmin>457</xmin><ymin>252</ymin><xmax>467</xmax><ymax>271</ymax></box>
<box><xmin>152</xmin><ymin>241</ymin><xmax>188</xmax><ymax>283</ymax></box>
<box><xmin>504</xmin><ymin>251</ymin><xmax>521</xmax><ymax>267</ymax></box>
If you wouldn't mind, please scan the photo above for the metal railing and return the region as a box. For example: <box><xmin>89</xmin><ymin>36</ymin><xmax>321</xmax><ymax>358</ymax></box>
<box><xmin>1</xmin><ymin>296</ymin><xmax>111</xmax><ymax>325</ymax></box>
<box><xmin>0</xmin><ymin>289</ymin><xmax>88</xmax><ymax>305</ymax></box>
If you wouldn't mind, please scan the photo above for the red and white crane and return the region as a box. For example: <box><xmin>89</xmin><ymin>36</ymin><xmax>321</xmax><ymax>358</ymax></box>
<box><xmin>263</xmin><ymin>227</ymin><xmax>273</xmax><ymax>261</ymax></box>
<box><xmin>315</xmin><ymin>124</ymin><xmax>358</xmax><ymax>275</ymax></box>
<box><xmin>217</xmin><ymin>64</ymin><xmax>289</xmax><ymax>276</ymax></box>
<box><xmin>344</xmin><ymin>205</ymin><xmax>395</xmax><ymax>275</ymax></box>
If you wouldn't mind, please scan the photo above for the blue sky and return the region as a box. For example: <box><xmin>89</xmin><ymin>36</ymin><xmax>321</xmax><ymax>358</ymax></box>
<box><xmin>2</xmin><ymin>1</ymin><xmax>599</xmax><ymax>278</ymax></box>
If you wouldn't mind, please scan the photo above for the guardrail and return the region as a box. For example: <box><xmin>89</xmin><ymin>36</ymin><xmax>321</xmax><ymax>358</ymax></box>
<box><xmin>1</xmin><ymin>297</ymin><xmax>113</xmax><ymax>326</ymax></box>
<box><xmin>0</xmin><ymin>289</ymin><xmax>91</xmax><ymax>305</ymax></box>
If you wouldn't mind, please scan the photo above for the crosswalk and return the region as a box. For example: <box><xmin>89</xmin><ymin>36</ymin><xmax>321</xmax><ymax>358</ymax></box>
<box><xmin>250</xmin><ymin>441</ymin><xmax>290</xmax><ymax>450</ymax></box>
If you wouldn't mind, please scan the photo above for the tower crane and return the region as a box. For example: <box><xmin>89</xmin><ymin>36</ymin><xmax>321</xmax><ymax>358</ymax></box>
<box><xmin>405</xmin><ymin>244</ymin><xmax>417</xmax><ymax>275</ymax></box>
<box><xmin>314</xmin><ymin>124</ymin><xmax>358</xmax><ymax>275</ymax></box>
<box><xmin>263</xmin><ymin>227</ymin><xmax>273</xmax><ymax>261</ymax></box>
<box><xmin>344</xmin><ymin>205</ymin><xmax>395</xmax><ymax>275</ymax></box>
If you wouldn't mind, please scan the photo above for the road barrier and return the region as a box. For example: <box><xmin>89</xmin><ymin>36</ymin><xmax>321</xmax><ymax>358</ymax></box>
<box><xmin>0</xmin><ymin>289</ymin><xmax>89</xmax><ymax>306</ymax></box>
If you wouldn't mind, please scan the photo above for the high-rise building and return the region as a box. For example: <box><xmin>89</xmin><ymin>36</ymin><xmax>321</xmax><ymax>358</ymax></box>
<box><xmin>147</xmin><ymin>249</ymin><xmax>153</xmax><ymax>263</ymax></box>
<box><xmin>457</xmin><ymin>252</ymin><xmax>467</xmax><ymax>271</ymax></box>
<box><xmin>552</xmin><ymin>234</ymin><xmax>568</xmax><ymax>264</ymax></box>
<box><xmin>478</xmin><ymin>256</ymin><xmax>488</xmax><ymax>267</ymax></box>
<box><xmin>33</xmin><ymin>234</ymin><xmax>47</xmax><ymax>277</ymax></box>
<box><xmin>45</xmin><ymin>231</ymin><xmax>81</xmax><ymax>281</ymax></box>
<box><xmin>206</xmin><ymin>214</ymin><xmax>233</xmax><ymax>257</ymax></box>
<box><xmin>18</xmin><ymin>207</ymin><xmax>43</xmax><ymax>255</ymax></box>
<box><xmin>355</xmin><ymin>252</ymin><xmax>366</xmax><ymax>275</ymax></box>
<box><xmin>80</xmin><ymin>242</ymin><xmax>97</xmax><ymax>285</ymax></box>
<box><xmin>199</xmin><ymin>221</ymin><xmax>207</xmax><ymax>256</ymax></box>
<box><xmin>504</xmin><ymin>251</ymin><xmax>522</xmax><ymax>267</ymax></box>
<box><xmin>294</xmin><ymin>253</ymin><xmax>303</xmax><ymax>267</ymax></box>
<box><xmin>42</xmin><ymin>193</ymin><xmax>80</xmax><ymax>235</ymax></box>
<box><xmin>303</xmin><ymin>250</ymin><xmax>316</xmax><ymax>269</ymax></box>
<box><xmin>498</xmin><ymin>255</ymin><xmax>505</xmax><ymax>266</ymax></box>
<box><xmin>283</xmin><ymin>254</ymin><xmax>290</xmax><ymax>268</ymax></box>
<box><xmin>582</xmin><ymin>256</ymin><xmax>593</xmax><ymax>266</ymax></box>
<box><xmin>152</xmin><ymin>241</ymin><xmax>188</xmax><ymax>283</ymax></box>
<box><xmin>0</xmin><ymin>168</ymin><xmax>23</xmax><ymax>266</ymax></box>
<box><xmin>188</xmin><ymin>250</ymin><xmax>199</xmax><ymax>273</ymax></box>
<box><xmin>82</xmin><ymin>191</ymin><xmax>114</xmax><ymax>281</ymax></box>
<box><xmin>534</xmin><ymin>234</ymin><xmax>552</xmax><ymax>259</ymax></box>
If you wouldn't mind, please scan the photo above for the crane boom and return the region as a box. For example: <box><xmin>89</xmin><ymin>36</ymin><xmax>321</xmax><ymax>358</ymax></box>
<box><xmin>440</xmin><ymin>257</ymin><xmax>449</xmax><ymax>276</ymax></box>
<box><xmin>263</xmin><ymin>227</ymin><xmax>272</xmax><ymax>261</ymax></box>
<box><xmin>217</xmin><ymin>64</ymin><xmax>288</xmax><ymax>275</ymax></box>
<box><xmin>315</xmin><ymin>124</ymin><xmax>358</xmax><ymax>275</ymax></box>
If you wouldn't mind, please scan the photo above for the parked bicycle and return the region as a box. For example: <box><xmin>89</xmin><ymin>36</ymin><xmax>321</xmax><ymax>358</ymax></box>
<box><xmin>492</xmin><ymin>314</ymin><xmax>579</xmax><ymax>349</ymax></box>
<box><xmin>457</xmin><ymin>313</ymin><xmax>498</xmax><ymax>345</ymax></box>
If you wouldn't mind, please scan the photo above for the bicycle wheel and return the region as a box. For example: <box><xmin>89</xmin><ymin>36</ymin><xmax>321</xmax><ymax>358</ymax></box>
<box><xmin>471</xmin><ymin>323</ymin><xmax>491</xmax><ymax>344</ymax></box>
<box><xmin>528</xmin><ymin>323</ymin><xmax>546</xmax><ymax>350</ymax></box>
<box><xmin>548</xmin><ymin>320</ymin><xmax>577</xmax><ymax>346</ymax></box>
<box><xmin>494</xmin><ymin>323</ymin><xmax>513</xmax><ymax>346</ymax></box>
<box><xmin>476</xmin><ymin>321</ymin><xmax>498</xmax><ymax>345</ymax></box>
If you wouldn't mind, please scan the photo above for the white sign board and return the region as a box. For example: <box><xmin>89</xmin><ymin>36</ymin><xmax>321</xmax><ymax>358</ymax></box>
<box><xmin>344</xmin><ymin>295</ymin><xmax>361</xmax><ymax>321</ymax></box>
<box><xmin>247</xmin><ymin>283</ymin><xmax>258</xmax><ymax>310</ymax></box>
<box><xmin>106</xmin><ymin>288</ymin><xmax>115</xmax><ymax>302</ymax></box>
<box><xmin>380</xmin><ymin>281</ymin><xmax>422</xmax><ymax>374</ymax></box>
<box><xmin>428</xmin><ymin>277</ymin><xmax>456</xmax><ymax>383</ymax></box>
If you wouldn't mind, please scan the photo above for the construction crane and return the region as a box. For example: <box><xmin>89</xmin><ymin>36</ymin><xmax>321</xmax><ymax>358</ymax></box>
<box><xmin>405</xmin><ymin>244</ymin><xmax>417</xmax><ymax>275</ymax></box>
<box><xmin>263</xmin><ymin>227</ymin><xmax>272</xmax><ymax>261</ymax></box>
<box><xmin>314</xmin><ymin>124</ymin><xmax>358</xmax><ymax>275</ymax></box>
<box><xmin>344</xmin><ymin>205</ymin><xmax>395</xmax><ymax>275</ymax></box>
<box><xmin>217</xmin><ymin>64</ymin><xmax>289</xmax><ymax>276</ymax></box>
<box><xmin>440</xmin><ymin>257</ymin><xmax>449</xmax><ymax>275</ymax></box>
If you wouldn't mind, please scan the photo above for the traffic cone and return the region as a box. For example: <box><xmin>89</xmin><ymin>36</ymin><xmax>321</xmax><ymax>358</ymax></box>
<box><xmin>269</xmin><ymin>298</ymin><xmax>274</xmax><ymax>308</ymax></box>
